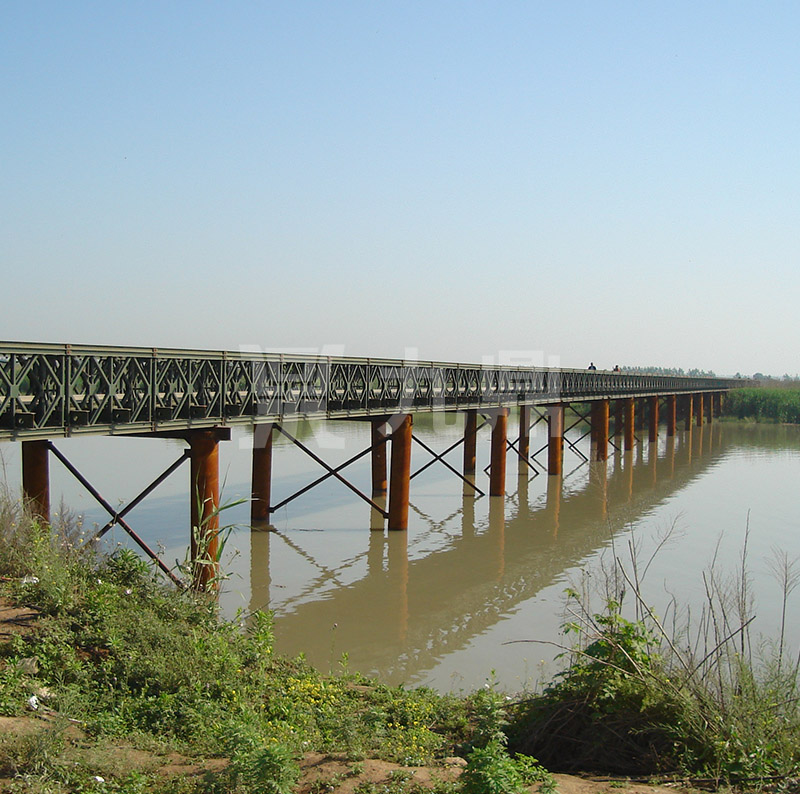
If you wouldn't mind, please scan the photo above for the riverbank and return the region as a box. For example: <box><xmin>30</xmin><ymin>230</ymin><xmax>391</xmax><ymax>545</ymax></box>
<box><xmin>0</xmin><ymin>596</ymin><xmax>699</xmax><ymax>794</ymax></box>
<box><xmin>2</xmin><ymin>492</ymin><xmax>800</xmax><ymax>792</ymax></box>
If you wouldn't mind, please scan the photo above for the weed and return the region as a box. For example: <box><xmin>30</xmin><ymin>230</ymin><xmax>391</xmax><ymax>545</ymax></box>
<box><xmin>460</xmin><ymin>738</ymin><xmax>552</xmax><ymax>794</ymax></box>
<box><xmin>507</xmin><ymin>532</ymin><xmax>800</xmax><ymax>786</ymax></box>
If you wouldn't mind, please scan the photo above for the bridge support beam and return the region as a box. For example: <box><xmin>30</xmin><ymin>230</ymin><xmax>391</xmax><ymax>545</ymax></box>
<box><xmin>490</xmin><ymin>408</ymin><xmax>508</xmax><ymax>496</ymax></box>
<box><xmin>624</xmin><ymin>398</ymin><xmax>635</xmax><ymax>451</ymax></box>
<box><xmin>463</xmin><ymin>409</ymin><xmax>478</xmax><ymax>476</ymax></box>
<box><xmin>636</xmin><ymin>399</ymin><xmax>646</xmax><ymax>432</ymax></box>
<box><xmin>666</xmin><ymin>395</ymin><xmax>677</xmax><ymax>437</ymax></box>
<box><xmin>593</xmin><ymin>400</ymin><xmax>609</xmax><ymax>461</ymax></box>
<box><xmin>707</xmin><ymin>394</ymin><xmax>714</xmax><ymax>424</ymax></box>
<box><xmin>371</xmin><ymin>418</ymin><xmax>388</xmax><ymax>495</ymax></box>
<box><xmin>251</xmin><ymin>423</ymin><xmax>274</xmax><ymax>523</ymax></box>
<box><xmin>388</xmin><ymin>415</ymin><xmax>413</xmax><ymax>531</ymax></box>
<box><xmin>22</xmin><ymin>440</ymin><xmax>50</xmax><ymax>523</ymax></box>
<box><xmin>649</xmin><ymin>396</ymin><xmax>659</xmax><ymax>443</ymax></box>
<box><xmin>695</xmin><ymin>393</ymin><xmax>704</xmax><ymax>427</ymax></box>
<box><xmin>547</xmin><ymin>405</ymin><xmax>564</xmax><ymax>475</ymax></box>
<box><xmin>518</xmin><ymin>405</ymin><xmax>530</xmax><ymax>473</ymax></box>
<box><xmin>189</xmin><ymin>430</ymin><xmax>222</xmax><ymax>591</ymax></box>
<box><xmin>614</xmin><ymin>400</ymin><xmax>623</xmax><ymax>437</ymax></box>
<box><xmin>684</xmin><ymin>395</ymin><xmax>694</xmax><ymax>431</ymax></box>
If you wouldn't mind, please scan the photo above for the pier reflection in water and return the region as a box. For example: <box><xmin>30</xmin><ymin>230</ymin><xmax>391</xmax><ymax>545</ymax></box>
<box><xmin>235</xmin><ymin>420</ymin><xmax>800</xmax><ymax>692</ymax></box>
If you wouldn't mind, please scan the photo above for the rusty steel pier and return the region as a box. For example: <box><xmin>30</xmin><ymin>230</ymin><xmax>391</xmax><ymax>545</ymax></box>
<box><xmin>1</xmin><ymin>342</ymin><xmax>745</xmax><ymax>588</ymax></box>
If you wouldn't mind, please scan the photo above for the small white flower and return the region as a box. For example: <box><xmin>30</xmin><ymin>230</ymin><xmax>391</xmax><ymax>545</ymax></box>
<box><xmin>93</xmin><ymin>776</ymin><xmax>105</xmax><ymax>784</ymax></box>
<box><xmin>26</xmin><ymin>695</ymin><xmax>39</xmax><ymax>711</ymax></box>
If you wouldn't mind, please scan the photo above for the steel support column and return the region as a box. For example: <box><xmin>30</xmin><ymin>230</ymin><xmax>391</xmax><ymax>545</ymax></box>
<box><xmin>463</xmin><ymin>409</ymin><xmax>477</xmax><ymax>475</ymax></box>
<box><xmin>666</xmin><ymin>395</ymin><xmax>677</xmax><ymax>437</ymax></box>
<box><xmin>624</xmin><ymin>398</ymin><xmax>635</xmax><ymax>451</ymax></box>
<box><xmin>371</xmin><ymin>418</ymin><xmax>388</xmax><ymax>495</ymax></box>
<box><xmin>707</xmin><ymin>393</ymin><xmax>714</xmax><ymax>424</ymax></box>
<box><xmin>251</xmin><ymin>423</ymin><xmax>274</xmax><ymax>523</ymax></box>
<box><xmin>189</xmin><ymin>430</ymin><xmax>221</xmax><ymax>591</ymax></box>
<box><xmin>21</xmin><ymin>440</ymin><xmax>50</xmax><ymax>523</ymax></box>
<box><xmin>684</xmin><ymin>395</ymin><xmax>694</xmax><ymax>430</ymax></box>
<box><xmin>518</xmin><ymin>405</ymin><xmax>530</xmax><ymax>473</ymax></box>
<box><xmin>636</xmin><ymin>399</ymin><xmax>646</xmax><ymax>431</ymax></box>
<box><xmin>614</xmin><ymin>400</ymin><xmax>624</xmax><ymax>437</ymax></box>
<box><xmin>695</xmin><ymin>393</ymin><xmax>704</xmax><ymax>427</ymax></box>
<box><xmin>649</xmin><ymin>396</ymin><xmax>659</xmax><ymax>443</ymax></box>
<box><xmin>594</xmin><ymin>400</ymin><xmax>609</xmax><ymax>461</ymax></box>
<box><xmin>388</xmin><ymin>414</ymin><xmax>413</xmax><ymax>531</ymax></box>
<box><xmin>547</xmin><ymin>405</ymin><xmax>564</xmax><ymax>475</ymax></box>
<box><xmin>490</xmin><ymin>408</ymin><xmax>508</xmax><ymax>496</ymax></box>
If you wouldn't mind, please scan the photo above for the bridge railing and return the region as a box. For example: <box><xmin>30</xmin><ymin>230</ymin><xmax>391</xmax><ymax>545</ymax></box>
<box><xmin>0</xmin><ymin>342</ymin><xmax>747</xmax><ymax>438</ymax></box>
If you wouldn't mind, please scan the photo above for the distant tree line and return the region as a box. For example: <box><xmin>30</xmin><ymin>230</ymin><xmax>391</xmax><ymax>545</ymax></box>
<box><xmin>620</xmin><ymin>365</ymin><xmax>717</xmax><ymax>377</ymax></box>
<box><xmin>742</xmin><ymin>373</ymin><xmax>800</xmax><ymax>388</ymax></box>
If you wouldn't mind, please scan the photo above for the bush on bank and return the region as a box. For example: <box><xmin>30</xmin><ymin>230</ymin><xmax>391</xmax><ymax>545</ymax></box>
<box><xmin>725</xmin><ymin>388</ymin><xmax>800</xmax><ymax>423</ymax></box>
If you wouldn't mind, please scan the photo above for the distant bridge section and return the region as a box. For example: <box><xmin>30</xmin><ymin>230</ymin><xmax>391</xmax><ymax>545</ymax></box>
<box><xmin>0</xmin><ymin>342</ymin><xmax>744</xmax><ymax>440</ymax></box>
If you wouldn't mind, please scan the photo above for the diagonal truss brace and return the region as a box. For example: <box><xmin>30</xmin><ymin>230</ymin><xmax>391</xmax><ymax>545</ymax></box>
<box><xmin>45</xmin><ymin>442</ymin><xmax>184</xmax><ymax>586</ymax></box>
<box><xmin>93</xmin><ymin>450</ymin><xmax>191</xmax><ymax>541</ymax></box>
<box><xmin>529</xmin><ymin>408</ymin><xmax>590</xmax><ymax>466</ymax></box>
<box><xmin>411</xmin><ymin>435</ymin><xmax>485</xmax><ymax>496</ymax></box>
<box><xmin>271</xmin><ymin>424</ymin><xmax>389</xmax><ymax>517</ymax></box>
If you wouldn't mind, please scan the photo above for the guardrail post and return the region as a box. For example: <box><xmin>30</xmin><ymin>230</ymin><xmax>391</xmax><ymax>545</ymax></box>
<box><xmin>547</xmin><ymin>405</ymin><xmax>564</xmax><ymax>475</ymax></box>
<box><xmin>649</xmin><ymin>396</ymin><xmax>659</xmax><ymax>443</ymax></box>
<box><xmin>388</xmin><ymin>414</ymin><xmax>413</xmax><ymax>531</ymax></box>
<box><xmin>22</xmin><ymin>440</ymin><xmax>50</xmax><ymax>523</ymax></box>
<box><xmin>463</xmin><ymin>409</ymin><xmax>478</xmax><ymax>475</ymax></box>
<box><xmin>490</xmin><ymin>408</ymin><xmax>508</xmax><ymax>496</ymax></box>
<box><xmin>190</xmin><ymin>430</ymin><xmax>221</xmax><ymax>591</ymax></box>
<box><xmin>251</xmin><ymin>423</ymin><xmax>273</xmax><ymax>523</ymax></box>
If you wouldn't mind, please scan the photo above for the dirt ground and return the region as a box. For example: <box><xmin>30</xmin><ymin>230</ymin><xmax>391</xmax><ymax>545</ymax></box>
<box><xmin>0</xmin><ymin>719</ymin><xmax>704</xmax><ymax>794</ymax></box>
<box><xmin>293</xmin><ymin>752</ymin><xmax>704</xmax><ymax>794</ymax></box>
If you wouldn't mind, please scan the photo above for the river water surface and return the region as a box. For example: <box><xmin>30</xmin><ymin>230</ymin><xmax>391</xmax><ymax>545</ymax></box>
<box><xmin>2</xmin><ymin>417</ymin><xmax>799</xmax><ymax>693</ymax></box>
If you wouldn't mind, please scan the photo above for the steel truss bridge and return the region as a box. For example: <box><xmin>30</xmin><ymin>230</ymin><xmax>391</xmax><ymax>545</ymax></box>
<box><xmin>0</xmin><ymin>341</ymin><xmax>748</xmax><ymax>590</ymax></box>
<box><xmin>0</xmin><ymin>342</ymin><xmax>742</xmax><ymax>440</ymax></box>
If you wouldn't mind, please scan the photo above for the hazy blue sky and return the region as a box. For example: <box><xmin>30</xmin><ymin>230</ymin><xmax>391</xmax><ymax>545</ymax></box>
<box><xmin>3</xmin><ymin>2</ymin><xmax>798</xmax><ymax>376</ymax></box>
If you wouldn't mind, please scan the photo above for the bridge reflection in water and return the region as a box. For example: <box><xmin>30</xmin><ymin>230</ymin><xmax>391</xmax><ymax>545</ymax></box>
<box><xmin>246</xmin><ymin>422</ymin><xmax>725</xmax><ymax>689</ymax></box>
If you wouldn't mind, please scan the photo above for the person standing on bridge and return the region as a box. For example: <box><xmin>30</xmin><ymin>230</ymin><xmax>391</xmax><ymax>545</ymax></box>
<box><xmin>588</xmin><ymin>362</ymin><xmax>596</xmax><ymax>370</ymax></box>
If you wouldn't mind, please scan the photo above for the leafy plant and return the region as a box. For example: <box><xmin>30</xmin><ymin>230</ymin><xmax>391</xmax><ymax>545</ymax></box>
<box><xmin>460</xmin><ymin>739</ymin><xmax>553</xmax><ymax>794</ymax></box>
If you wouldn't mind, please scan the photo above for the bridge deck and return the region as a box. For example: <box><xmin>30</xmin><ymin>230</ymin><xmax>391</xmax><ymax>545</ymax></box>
<box><xmin>1</xmin><ymin>342</ymin><xmax>744</xmax><ymax>440</ymax></box>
